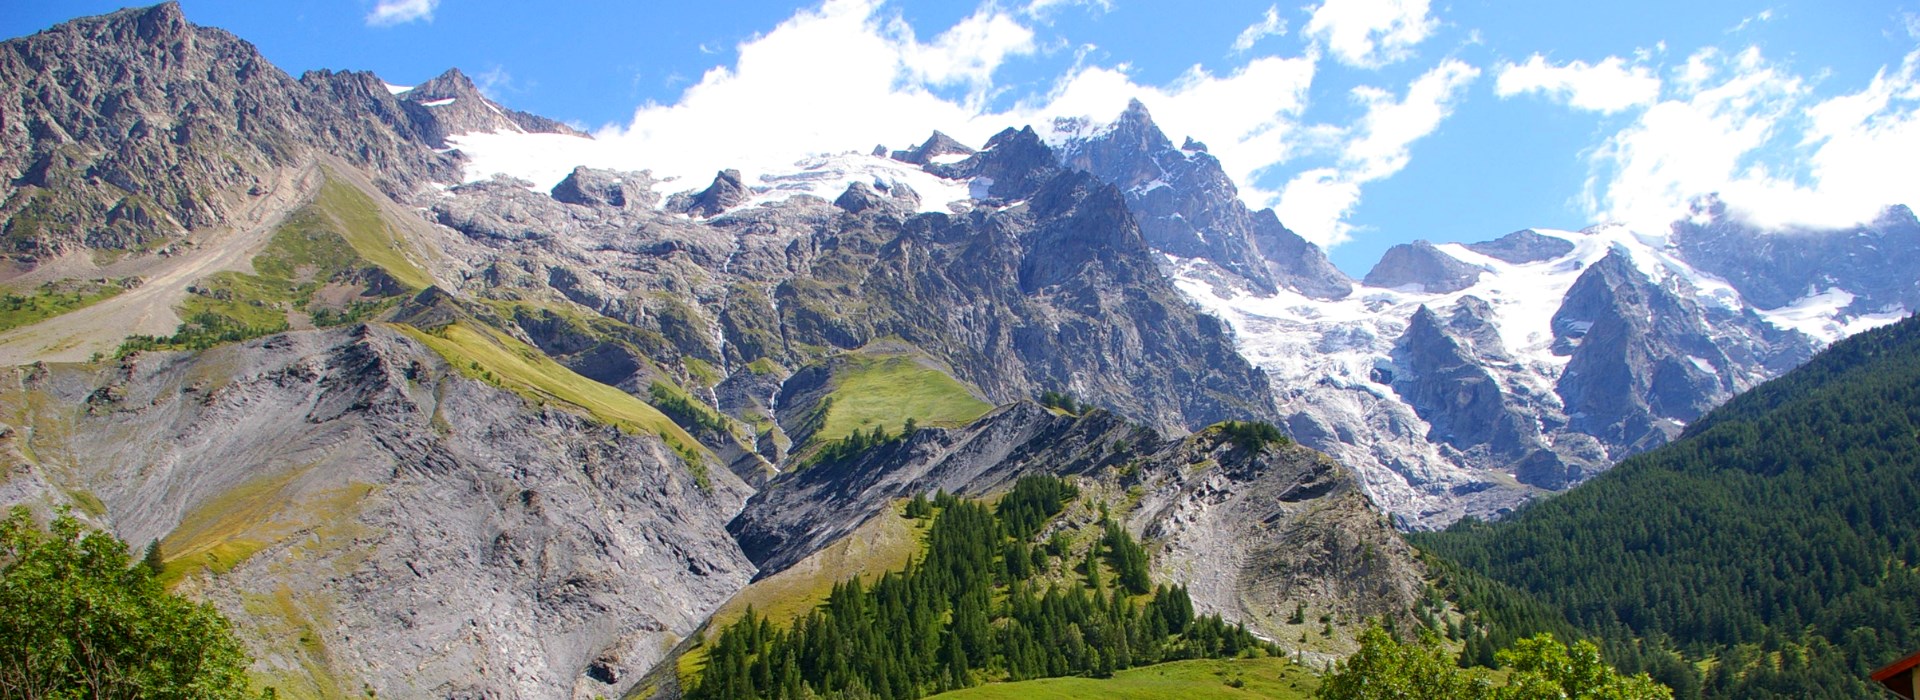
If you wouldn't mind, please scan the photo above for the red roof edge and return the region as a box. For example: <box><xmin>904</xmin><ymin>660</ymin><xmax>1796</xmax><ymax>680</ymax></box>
<box><xmin>1875</xmin><ymin>650</ymin><xmax>1920</xmax><ymax>682</ymax></box>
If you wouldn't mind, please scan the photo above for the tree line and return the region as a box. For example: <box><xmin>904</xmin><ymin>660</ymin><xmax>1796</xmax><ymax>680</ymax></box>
<box><xmin>687</xmin><ymin>476</ymin><xmax>1276</xmax><ymax>699</ymax></box>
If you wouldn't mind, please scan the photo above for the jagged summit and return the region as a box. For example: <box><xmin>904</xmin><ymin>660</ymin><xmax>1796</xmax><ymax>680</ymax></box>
<box><xmin>1364</xmin><ymin>239</ymin><xmax>1484</xmax><ymax>294</ymax></box>
<box><xmin>889</xmin><ymin>130</ymin><xmax>976</xmax><ymax>165</ymax></box>
<box><xmin>1052</xmin><ymin>100</ymin><xmax>1353</xmax><ymax>299</ymax></box>
<box><xmin>395</xmin><ymin>67</ymin><xmax>584</xmax><ymax>145</ymax></box>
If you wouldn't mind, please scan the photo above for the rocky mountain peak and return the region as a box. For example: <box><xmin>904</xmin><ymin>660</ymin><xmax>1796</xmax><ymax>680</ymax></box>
<box><xmin>550</xmin><ymin>166</ymin><xmax>659</xmax><ymax>209</ymax></box>
<box><xmin>1672</xmin><ymin>200</ymin><xmax>1920</xmax><ymax>318</ymax></box>
<box><xmin>889</xmin><ymin>130</ymin><xmax>975</xmax><ymax>165</ymax></box>
<box><xmin>1109</xmin><ymin>98</ymin><xmax>1176</xmax><ymax>152</ymax></box>
<box><xmin>1363</xmin><ymin>240</ymin><xmax>1483</xmax><ymax>294</ymax></box>
<box><xmin>944</xmin><ymin>126</ymin><xmax>1059</xmax><ymax>199</ymax></box>
<box><xmin>1464</xmin><ymin>229</ymin><xmax>1574</xmax><ymax>264</ymax></box>
<box><xmin>667</xmin><ymin>169</ymin><xmax>749</xmax><ymax>217</ymax></box>
<box><xmin>132</xmin><ymin>1</ymin><xmax>190</xmax><ymax>39</ymax></box>
<box><xmin>408</xmin><ymin>67</ymin><xmax>482</xmax><ymax>99</ymax></box>
<box><xmin>1052</xmin><ymin>101</ymin><xmax>1356</xmax><ymax>299</ymax></box>
<box><xmin>396</xmin><ymin>67</ymin><xmax>584</xmax><ymax>146</ymax></box>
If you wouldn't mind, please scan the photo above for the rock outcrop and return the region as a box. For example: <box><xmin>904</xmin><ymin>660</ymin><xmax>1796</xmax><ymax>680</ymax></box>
<box><xmin>0</xmin><ymin>325</ymin><xmax>752</xmax><ymax>699</ymax></box>
<box><xmin>1364</xmin><ymin>240</ymin><xmax>1484</xmax><ymax>294</ymax></box>
<box><xmin>728</xmin><ymin>402</ymin><xmax>1424</xmax><ymax>658</ymax></box>
<box><xmin>1052</xmin><ymin>100</ymin><xmax>1353</xmax><ymax>299</ymax></box>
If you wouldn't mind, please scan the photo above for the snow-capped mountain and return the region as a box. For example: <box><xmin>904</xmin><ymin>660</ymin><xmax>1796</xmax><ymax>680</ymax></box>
<box><xmin>440</xmin><ymin>92</ymin><xmax>1914</xmax><ymax>528</ymax></box>
<box><xmin>1055</xmin><ymin>105</ymin><xmax>1915</xmax><ymax>527</ymax></box>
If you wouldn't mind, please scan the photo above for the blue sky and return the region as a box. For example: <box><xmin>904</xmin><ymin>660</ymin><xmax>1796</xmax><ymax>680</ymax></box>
<box><xmin>7</xmin><ymin>0</ymin><xmax>1919</xmax><ymax>274</ymax></box>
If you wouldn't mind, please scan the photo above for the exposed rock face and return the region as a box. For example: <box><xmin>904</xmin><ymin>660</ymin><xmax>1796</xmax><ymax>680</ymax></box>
<box><xmin>666</xmin><ymin>169</ymin><xmax>749</xmax><ymax>217</ymax></box>
<box><xmin>1052</xmin><ymin>100</ymin><xmax>1353</xmax><ymax>299</ymax></box>
<box><xmin>396</xmin><ymin>67</ymin><xmax>584</xmax><ymax>146</ymax></box>
<box><xmin>1385</xmin><ymin>300</ymin><xmax>1600</xmax><ymax>491</ymax></box>
<box><xmin>1672</xmin><ymin>198</ymin><xmax>1920</xmax><ymax>316</ymax></box>
<box><xmin>729</xmin><ymin>402</ymin><xmax>1424</xmax><ymax>657</ymax></box>
<box><xmin>549</xmin><ymin>166</ymin><xmax>660</xmax><ymax>209</ymax></box>
<box><xmin>1364</xmin><ymin>240</ymin><xmax>1484</xmax><ymax>294</ymax></box>
<box><xmin>427</xmin><ymin>129</ymin><xmax>1277</xmax><ymax>435</ymax></box>
<box><xmin>0</xmin><ymin>2</ymin><xmax>463</xmax><ymax>259</ymax></box>
<box><xmin>1176</xmin><ymin>222</ymin><xmax>1839</xmax><ymax>526</ymax></box>
<box><xmin>1133</xmin><ymin>429</ymin><xmax>1424</xmax><ymax>660</ymax></box>
<box><xmin>1551</xmin><ymin>249</ymin><xmax>1812</xmax><ymax>457</ymax></box>
<box><xmin>889</xmin><ymin>130</ymin><xmax>975</xmax><ymax>165</ymax></box>
<box><xmin>1465</xmin><ymin>229</ymin><xmax>1575</xmax><ymax>264</ymax></box>
<box><xmin>0</xmin><ymin>326</ymin><xmax>752</xmax><ymax>700</ymax></box>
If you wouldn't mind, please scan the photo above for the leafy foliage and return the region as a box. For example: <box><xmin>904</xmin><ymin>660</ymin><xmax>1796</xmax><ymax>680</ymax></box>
<box><xmin>994</xmin><ymin>476</ymin><xmax>1078</xmax><ymax>541</ymax></box>
<box><xmin>649</xmin><ymin>381</ymin><xmax>733</xmax><ymax>436</ymax></box>
<box><xmin>1038</xmin><ymin>390</ymin><xmax>1092</xmax><ymax>415</ymax></box>
<box><xmin>688</xmin><ymin>490</ymin><xmax>1275</xmax><ymax>699</ymax></box>
<box><xmin>1415</xmin><ymin>314</ymin><xmax>1920</xmax><ymax>698</ymax></box>
<box><xmin>1316</xmin><ymin>625</ymin><xmax>1669</xmax><ymax>700</ymax></box>
<box><xmin>0</xmin><ymin>280</ymin><xmax>127</xmax><ymax>332</ymax></box>
<box><xmin>807</xmin><ymin>424</ymin><xmax>908</xmax><ymax>469</ymax></box>
<box><xmin>1213</xmin><ymin>421</ymin><xmax>1290</xmax><ymax>451</ymax></box>
<box><xmin>0</xmin><ymin>507</ymin><xmax>264</xmax><ymax>699</ymax></box>
<box><xmin>1102</xmin><ymin>521</ymin><xmax>1150</xmax><ymax>596</ymax></box>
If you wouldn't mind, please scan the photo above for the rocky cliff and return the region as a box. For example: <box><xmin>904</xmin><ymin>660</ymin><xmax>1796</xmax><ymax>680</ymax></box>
<box><xmin>1051</xmin><ymin>100</ymin><xmax>1353</xmax><ymax>300</ymax></box>
<box><xmin>0</xmin><ymin>324</ymin><xmax>752</xmax><ymax>699</ymax></box>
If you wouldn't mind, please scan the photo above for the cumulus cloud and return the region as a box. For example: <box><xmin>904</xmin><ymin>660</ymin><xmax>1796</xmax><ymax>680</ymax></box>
<box><xmin>366</xmin><ymin>0</ymin><xmax>437</xmax><ymax>26</ymax></box>
<box><xmin>1495</xmin><ymin>54</ymin><xmax>1661</xmax><ymax>114</ymax></box>
<box><xmin>1274</xmin><ymin>59</ymin><xmax>1479</xmax><ymax>246</ymax></box>
<box><xmin>894</xmin><ymin>9</ymin><xmax>1036</xmax><ymax>92</ymax></box>
<box><xmin>450</xmin><ymin>0</ymin><xmax>1483</xmax><ymax>252</ymax></box>
<box><xmin>1023</xmin><ymin>0</ymin><xmax>1112</xmax><ymax>20</ymax></box>
<box><xmin>1302</xmin><ymin>0</ymin><xmax>1436</xmax><ymax>68</ymax></box>
<box><xmin>1034</xmin><ymin>55</ymin><xmax>1319</xmax><ymax>206</ymax></box>
<box><xmin>1232</xmin><ymin>6</ymin><xmax>1288</xmax><ymax>54</ymax></box>
<box><xmin>1586</xmin><ymin>46</ymin><xmax>1920</xmax><ymax>233</ymax></box>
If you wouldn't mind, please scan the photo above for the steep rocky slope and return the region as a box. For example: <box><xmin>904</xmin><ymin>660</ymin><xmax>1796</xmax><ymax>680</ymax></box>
<box><xmin>0</xmin><ymin>323</ymin><xmax>751</xmax><ymax>699</ymax></box>
<box><xmin>1051</xmin><ymin>100</ymin><xmax>1353</xmax><ymax>300</ymax></box>
<box><xmin>729</xmin><ymin>402</ymin><xmax>1424</xmax><ymax>659</ymax></box>
<box><xmin>0</xmin><ymin>6</ymin><xmax>1351</xmax><ymax>699</ymax></box>
<box><xmin>1047</xmin><ymin>104</ymin><xmax>1910</xmax><ymax>528</ymax></box>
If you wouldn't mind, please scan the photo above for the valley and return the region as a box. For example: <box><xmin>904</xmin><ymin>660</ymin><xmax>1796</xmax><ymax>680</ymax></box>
<box><xmin>0</xmin><ymin>3</ymin><xmax>1913</xmax><ymax>699</ymax></box>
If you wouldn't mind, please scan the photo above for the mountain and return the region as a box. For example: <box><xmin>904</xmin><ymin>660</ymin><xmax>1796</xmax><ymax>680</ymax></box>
<box><xmin>1005</xmin><ymin>102</ymin><xmax>1909</xmax><ymax>527</ymax></box>
<box><xmin>1048</xmin><ymin>99</ymin><xmax>1353</xmax><ymax>300</ymax></box>
<box><xmin>2</xmin><ymin>3</ymin><xmax>1914</xmax><ymax>697</ymax></box>
<box><xmin>1173</xmin><ymin>216</ymin><xmax>1905</xmax><ymax>526</ymax></box>
<box><xmin>0</xmin><ymin>6</ymin><xmax>1412</xmax><ymax>698</ymax></box>
<box><xmin>1412</xmin><ymin>311</ymin><xmax>1920</xmax><ymax>698</ymax></box>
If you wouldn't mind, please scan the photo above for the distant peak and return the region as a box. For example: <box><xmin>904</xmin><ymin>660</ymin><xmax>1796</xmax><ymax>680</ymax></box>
<box><xmin>130</xmin><ymin>1</ymin><xmax>190</xmax><ymax>40</ymax></box>
<box><xmin>409</xmin><ymin>68</ymin><xmax>481</xmax><ymax>99</ymax></box>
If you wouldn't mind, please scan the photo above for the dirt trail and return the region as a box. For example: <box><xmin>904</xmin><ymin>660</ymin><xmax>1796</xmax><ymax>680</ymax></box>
<box><xmin>0</xmin><ymin>163</ymin><xmax>320</xmax><ymax>365</ymax></box>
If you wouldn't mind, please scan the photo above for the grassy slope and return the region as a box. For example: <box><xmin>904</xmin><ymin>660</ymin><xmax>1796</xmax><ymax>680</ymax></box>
<box><xmin>662</xmin><ymin>501</ymin><xmax>932</xmax><ymax>695</ymax></box>
<box><xmin>122</xmin><ymin>174</ymin><xmax>430</xmax><ymax>354</ymax></box>
<box><xmin>927</xmin><ymin>657</ymin><xmax>1319</xmax><ymax>700</ymax></box>
<box><xmin>0</xmin><ymin>282</ymin><xmax>125</xmax><ymax>332</ymax></box>
<box><xmin>394</xmin><ymin>322</ymin><xmax>708</xmax><ymax>467</ymax></box>
<box><xmin>814</xmin><ymin>351</ymin><xmax>992</xmax><ymax>444</ymax></box>
<box><xmin>310</xmin><ymin>175</ymin><xmax>434</xmax><ymax>291</ymax></box>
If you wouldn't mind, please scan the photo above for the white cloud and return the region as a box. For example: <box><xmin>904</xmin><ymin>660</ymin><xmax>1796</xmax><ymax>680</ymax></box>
<box><xmin>894</xmin><ymin>9</ymin><xmax>1035</xmax><ymax>92</ymax></box>
<box><xmin>1034</xmin><ymin>55</ymin><xmax>1319</xmax><ymax>205</ymax></box>
<box><xmin>1495</xmin><ymin>54</ymin><xmax>1661</xmax><ymax>114</ymax></box>
<box><xmin>473</xmin><ymin>66</ymin><xmax>512</xmax><ymax>99</ymax></box>
<box><xmin>1727</xmin><ymin>8</ymin><xmax>1773</xmax><ymax>33</ymax></box>
<box><xmin>1585</xmin><ymin>46</ymin><xmax>1920</xmax><ymax>233</ymax></box>
<box><xmin>447</xmin><ymin>0</ymin><xmax>1475</xmax><ymax>252</ymax></box>
<box><xmin>581</xmin><ymin>0</ymin><xmax>995</xmax><ymax>184</ymax></box>
<box><xmin>1023</xmin><ymin>0</ymin><xmax>1112</xmax><ymax>20</ymax></box>
<box><xmin>366</xmin><ymin>0</ymin><xmax>437</xmax><ymax>26</ymax></box>
<box><xmin>1232</xmin><ymin>6</ymin><xmax>1288</xmax><ymax>54</ymax></box>
<box><xmin>1302</xmin><ymin>0</ymin><xmax>1436</xmax><ymax>68</ymax></box>
<box><xmin>1274</xmin><ymin>59</ymin><xmax>1479</xmax><ymax>245</ymax></box>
